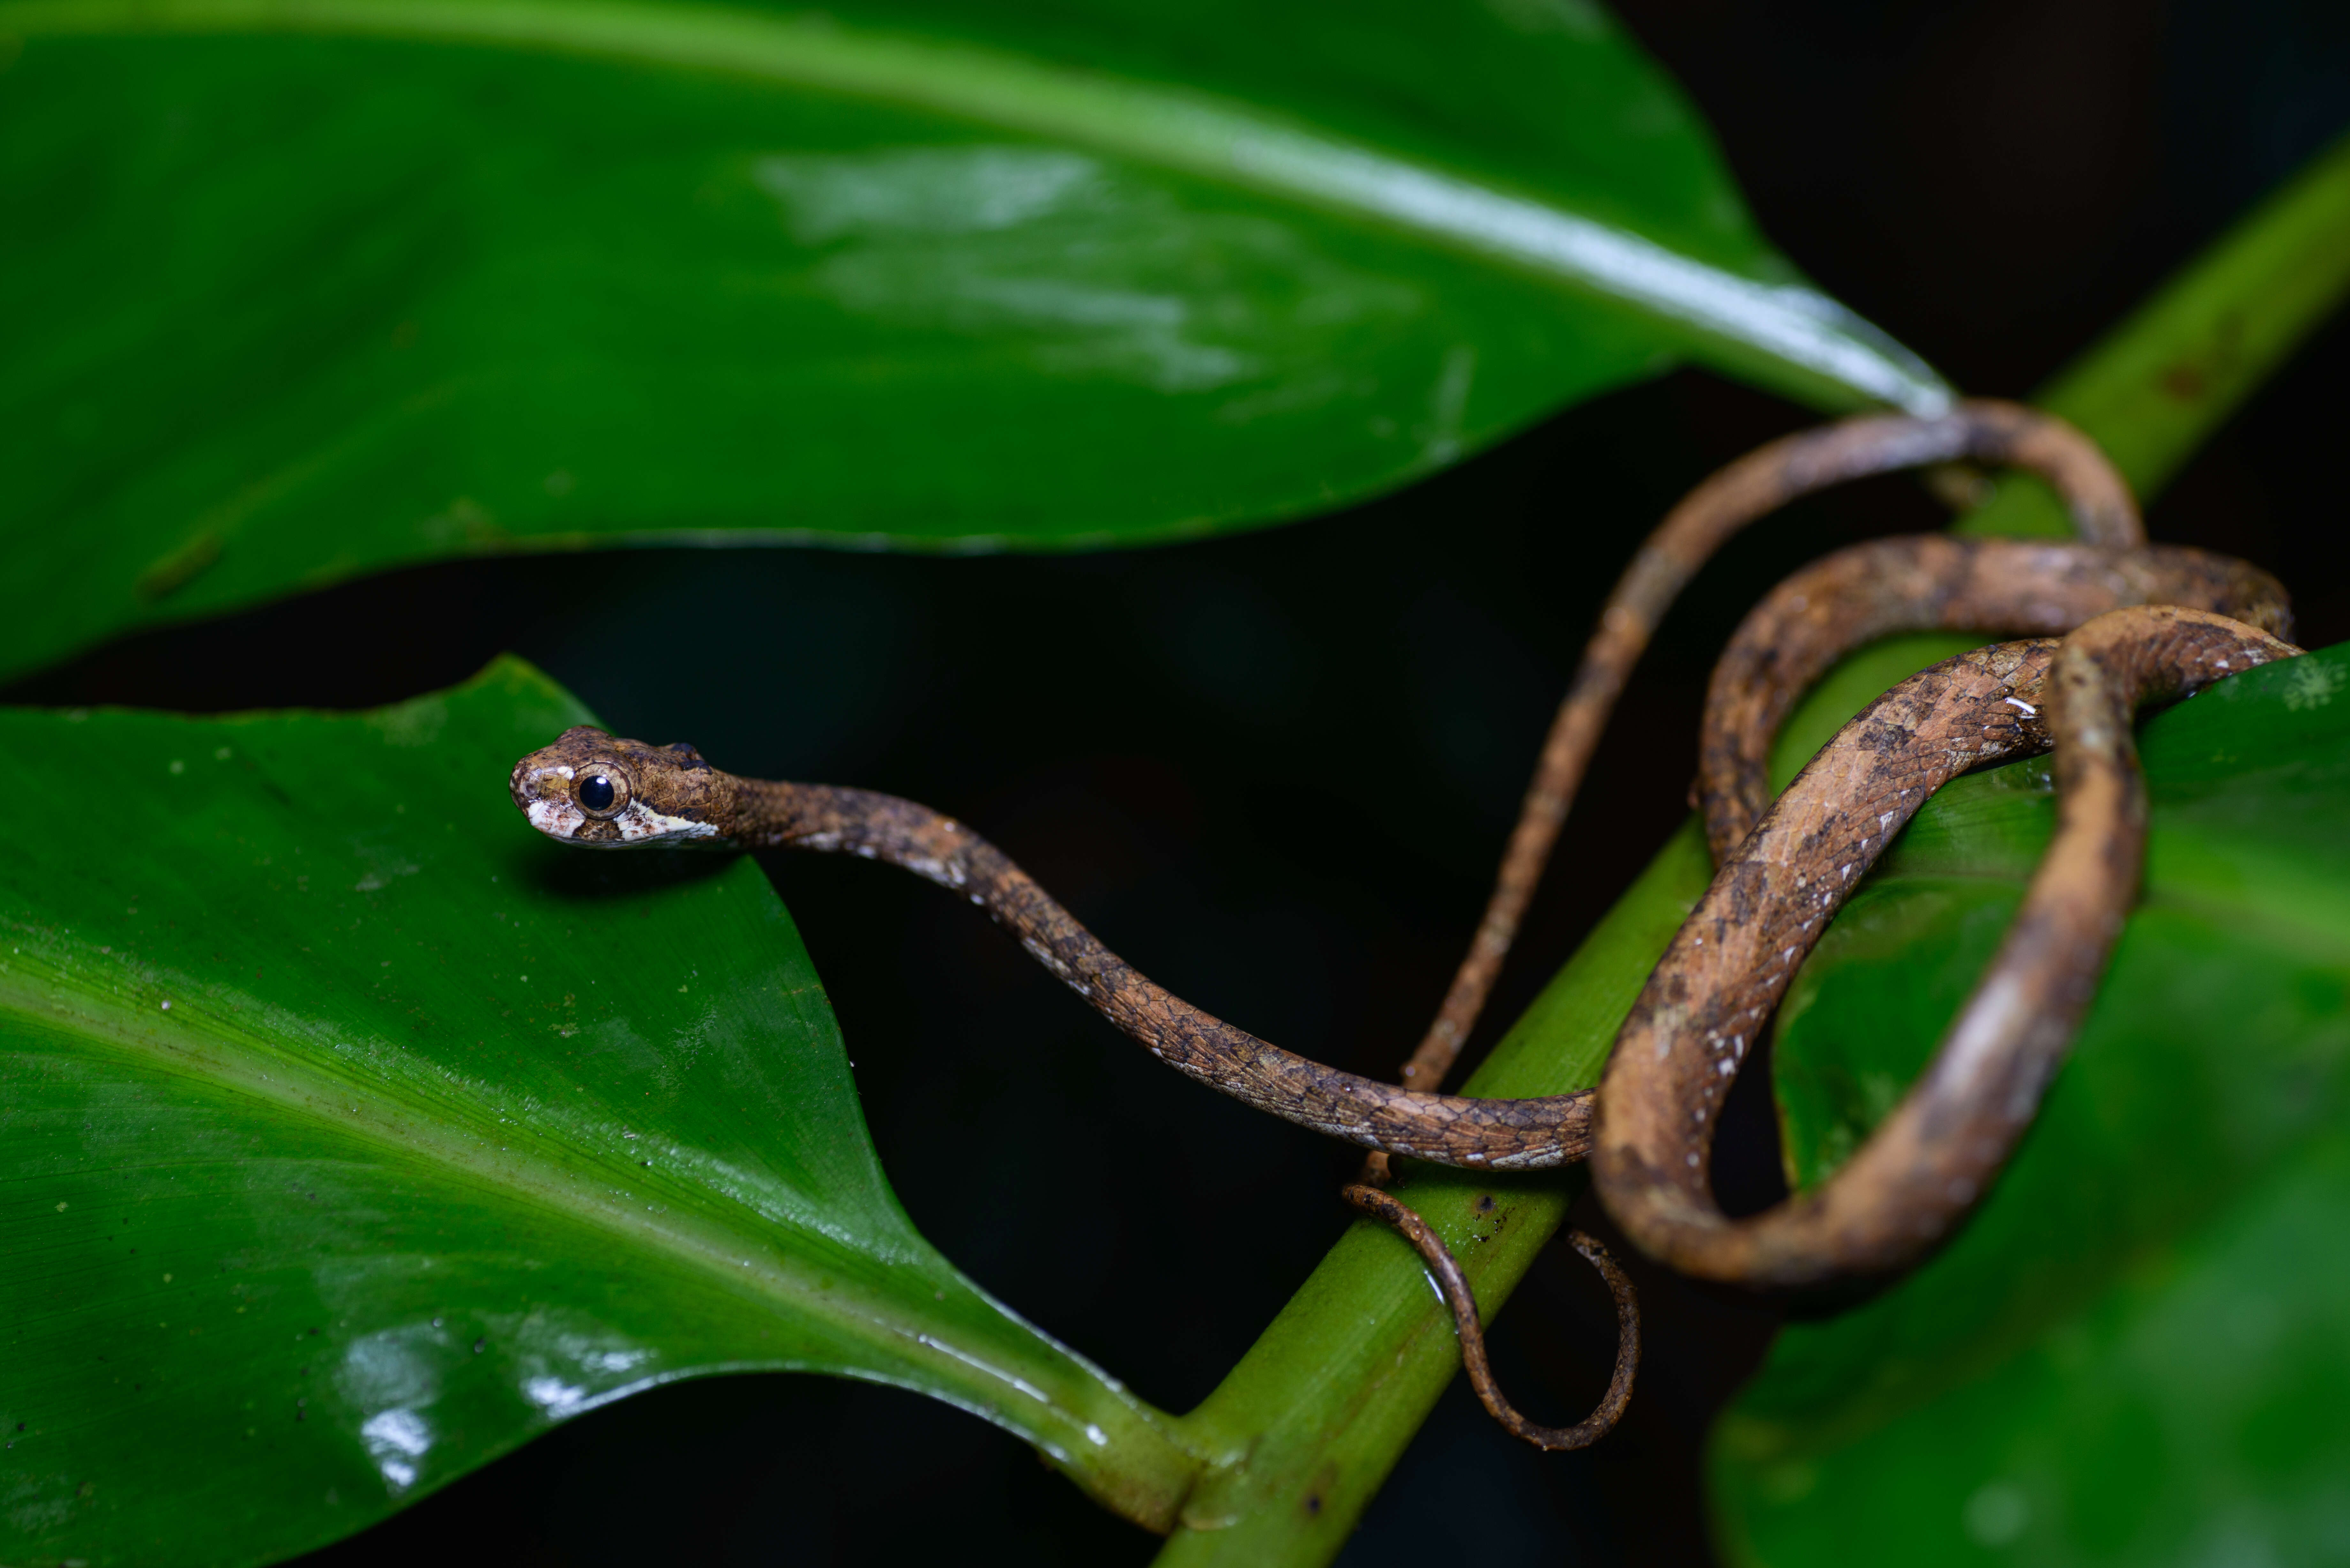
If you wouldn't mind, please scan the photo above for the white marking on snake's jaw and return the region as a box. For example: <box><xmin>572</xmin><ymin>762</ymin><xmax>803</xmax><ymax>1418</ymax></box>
<box><xmin>527</xmin><ymin>796</ymin><xmax>587</xmax><ymax>840</ymax></box>
<box><xmin>2003</xmin><ymin>697</ymin><xmax>2039</xmax><ymax>716</ymax></box>
<box><xmin>611</xmin><ymin>801</ymin><xmax>720</xmax><ymax>844</ymax></box>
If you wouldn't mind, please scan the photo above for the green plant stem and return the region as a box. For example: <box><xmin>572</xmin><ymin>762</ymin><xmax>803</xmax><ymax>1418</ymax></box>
<box><xmin>0</xmin><ymin>0</ymin><xmax>1942</xmax><ymax>415</ymax></box>
<box><xmin>1150</xmin><ymin>125</ymin><xmax>2350</xmax><ymax>1564</ymax></box>
<box><xmin>1160</xmin><ymin>825</ymin><xmax>1712</xmax><ymax>1557</ymax></box>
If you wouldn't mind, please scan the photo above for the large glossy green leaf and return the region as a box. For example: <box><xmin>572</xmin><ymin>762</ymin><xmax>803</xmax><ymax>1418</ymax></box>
<box><xmin>1710</xmin><ymin>643</ymin><xmax>2350</xmax><ymax>1566</ymax></box>
<box><xmin>0</xmin><ymin>0</ymin><xmax>1944</xmax><ymax>684</ymax></box>
<box><xmin>0</xmin><ymin>657</ymin><xmax>1199</xmax><ymax>1567</ymax></box>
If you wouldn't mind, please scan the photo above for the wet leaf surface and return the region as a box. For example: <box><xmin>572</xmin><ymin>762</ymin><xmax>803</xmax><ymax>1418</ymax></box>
<box><xmin>0</xmin><ymin>0</ymin><xmax>1940</xmax><ymax>682</ymax></box>
<box><xmin>0</xmin><ymin>657</ymin><xmax>1189</xmax><ymax>1566</ymax></box>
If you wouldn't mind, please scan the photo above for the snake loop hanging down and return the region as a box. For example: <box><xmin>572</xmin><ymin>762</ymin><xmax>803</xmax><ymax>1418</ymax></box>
<box><xmin>509</xmin><ymin>400</ymin><xmax>2298</xmax><ymax>1452</ymax></box>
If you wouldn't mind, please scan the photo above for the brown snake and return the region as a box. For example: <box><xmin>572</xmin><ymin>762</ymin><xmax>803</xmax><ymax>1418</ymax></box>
<box><xmin>1594</xmin><ymin>607</ymin><xmax>2296</xmax><ymax>1289</ymax></box>
<box><xmin>507</xmin><ymin>400</ymin><xmax>2296</xmax><ymax>1449</ymax></box>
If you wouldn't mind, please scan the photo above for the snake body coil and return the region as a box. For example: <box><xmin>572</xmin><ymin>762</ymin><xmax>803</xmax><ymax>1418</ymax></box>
<box><xmin>509</xmin><ymin>401</ymin><xmax>2302</xmax><ymax>1450</ymax></box>
<box><xmin>511</xmin><ymin>403</ymin><xmax>2287</xmax><ymax>1194</ymax></box>
<box><xmin>1597</xmin><ymin>607</ymin><xmax>2298</xmax><ymax>1287</ymax></box>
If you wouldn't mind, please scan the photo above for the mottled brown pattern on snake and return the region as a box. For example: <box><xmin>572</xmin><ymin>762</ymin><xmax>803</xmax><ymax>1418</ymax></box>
<box><xmin>508</xmin><ymin>727</ymin><xmax>1593</xmax><ymax>1170</ymax></box>
<box><xmin>1696</xmin><ymin>537</ymin><xmax>2292</xmax><ymax>863</ymax></box>
<box><xmin>1592</xmin><ymin>609</ymin><xmax>2301</xmax><ymax>1288</ymax></box>
<box><xmin>1387</xmin><ymin>400</ymin><xmax>2142</xmax><ymax>1119</ymax></box>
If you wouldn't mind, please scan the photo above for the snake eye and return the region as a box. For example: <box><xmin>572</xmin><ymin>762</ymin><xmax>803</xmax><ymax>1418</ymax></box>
<box><xmin>574</xmin><ymin>769</ymin><xmax>629</xmax><ymax>818</ymax></box>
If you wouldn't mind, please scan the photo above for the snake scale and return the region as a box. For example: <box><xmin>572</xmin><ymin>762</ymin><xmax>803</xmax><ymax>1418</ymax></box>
<box><xmin>509</xmin><ymin>401</ymin><xmax>2298</xmax><ymax>1449</ymax></box>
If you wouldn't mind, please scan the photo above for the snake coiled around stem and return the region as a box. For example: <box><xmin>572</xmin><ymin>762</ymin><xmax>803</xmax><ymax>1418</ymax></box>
<box><xmin>509</xmin><ymin>400</ymin><xmax>2299</xmax><ymax>1450</ymax></box>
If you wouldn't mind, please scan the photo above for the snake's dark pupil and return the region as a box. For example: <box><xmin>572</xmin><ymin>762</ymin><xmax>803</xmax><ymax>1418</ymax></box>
<box><xmin>578</xmin><ymin>775</ymin><xmax>616</xmax><ymax>812</ymax></box>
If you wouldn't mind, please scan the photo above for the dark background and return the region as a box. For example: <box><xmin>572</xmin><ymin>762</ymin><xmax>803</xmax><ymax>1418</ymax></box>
<box><xmin>15</xmin><ymin>1</ymin><xmax>2350</xmax><ymax>1562</ymax></box>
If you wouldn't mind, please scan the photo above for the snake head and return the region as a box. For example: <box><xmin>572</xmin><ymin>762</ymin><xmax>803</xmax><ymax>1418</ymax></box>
<box><xmin>508</xmin><ymin>726</ymin><xmax>738</xmax><ymax>848</ymax></box>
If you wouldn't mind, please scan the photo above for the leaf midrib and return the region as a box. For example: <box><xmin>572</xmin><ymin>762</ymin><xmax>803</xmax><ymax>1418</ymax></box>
<box><xmin>0</xmin><ymin>954</ymin><xmax>967</xmax><ymax>1359</ymax></box>
<box><xmin>0</xmin><ymin>0</ymin><xmax>1947</xmax><ymax>413</ymax></box>
<box><xmin>0</xmin><ymin>972</ymin><xmax>1210</xmax><ymax>1505</ymax></box>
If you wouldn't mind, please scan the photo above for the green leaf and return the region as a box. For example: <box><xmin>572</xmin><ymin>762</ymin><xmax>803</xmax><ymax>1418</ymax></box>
<box><xmin>1712</xmin><ymin>643</ymin><xmax>2350</xmax><ymax>1567</ymax></box>
<box><xmin>0</xmin><ymin>0</ymin><xmax>1944</xmax><ymax>684</ymax></box>
<box><xmin>0</xmin><ymin>658</ymin><xmax>1198</xmax><ymax>1567</ymax></box>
